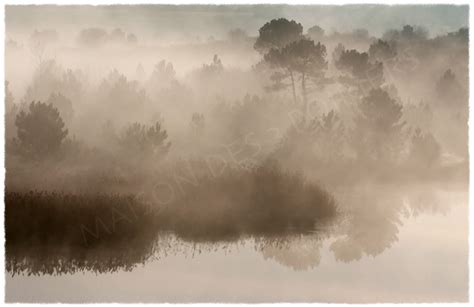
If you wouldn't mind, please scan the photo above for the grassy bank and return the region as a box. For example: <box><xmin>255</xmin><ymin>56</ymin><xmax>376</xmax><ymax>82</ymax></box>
<box><xmin>5</xmin><ymin>161</ymin><xmax>338</xmax><ymax>275</ymax></box>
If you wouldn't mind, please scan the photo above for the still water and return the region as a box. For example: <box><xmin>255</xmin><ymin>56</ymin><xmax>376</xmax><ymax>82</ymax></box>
<box><xmin>5</xmin><ymin>183</ymin><xmax>468</xmax><ymax>303</ymax></box>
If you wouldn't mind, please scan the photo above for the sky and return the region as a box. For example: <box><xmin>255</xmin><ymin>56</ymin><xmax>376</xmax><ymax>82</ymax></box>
<box><xmin>6</xmin><ymin>4</ymin><xmax>469</xmax><ymax>41</ymax></box>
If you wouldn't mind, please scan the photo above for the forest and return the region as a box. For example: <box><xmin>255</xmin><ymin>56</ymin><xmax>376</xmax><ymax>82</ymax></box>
<box><xmin>4</xmin><ymin>10</ymin><xmax>468</xmax><ymax>276</ymax></box>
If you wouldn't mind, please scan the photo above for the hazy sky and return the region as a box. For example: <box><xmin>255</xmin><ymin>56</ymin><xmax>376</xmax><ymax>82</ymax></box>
<box><xmin>6</xmin><ymin>4</ymin><xmax>469</xmax><ymax>41</ymax></box>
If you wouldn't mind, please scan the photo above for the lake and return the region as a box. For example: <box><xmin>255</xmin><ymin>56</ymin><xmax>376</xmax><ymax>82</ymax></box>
<box><xmin>5</xmin><ymin>183</ymin><xmax>468</xmax><ymax>303</ymax></box>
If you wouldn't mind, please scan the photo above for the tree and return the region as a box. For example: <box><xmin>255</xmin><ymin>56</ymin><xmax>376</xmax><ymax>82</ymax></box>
<box><xmin>408</xmin><ymin>128</ymin><xmax>441</xmax><ymax>167</ymax></box>
<box><xmin>5</xmin><ymin>81</ymin><xmax>15</xmax><ymax>112</ymax></box>
<box><xmin>228</xmin><ymin>28</ymin><xmax>248</xmax><ymax>43</ymax></box>
<box><xmin>77</xmin><ymin>28</ymin><xmax>108</xmax><ymax>47</ymax></box>
<box><xmin>254</xmin><ymin>18</ymin><xmax>303</xmax><ymax>53</ymax></box>
<box><xmin>265</xmin><ymin>38</ymin><xmax>327</xmax><ymax>113</ymax></box>
<box><xmin>335</xmin><ymin>48</ymin><xmax>384</xmax><ymax>90</ymax></box>
<box><xmin>451</xmin><ymin>27</ymin><xmax>468</xmax><ymax>42</ymax></box>
<box><xmin>135</xmin><ymin>63</ymin><xmax>146</xmax><ymax>81</ymax></box>
<box><xmin>200</xmin><ymin>54</ymin><xmax>224</xmax><ymax>76</ymax></box>
<box><xmin>368</xmin><ymin>39</ymin><xmax>397</xmax><ymax>62</ymax></box>
<box><xmin>119</xmin><ymin>121</ymin><xmax>171</xmax><ymax>159</ymax></box>
<box><xmin>331</xmin><ymin>43</ymin><xmax>345</xmax><ymax>64</ymax></box>
<box><xmin>190</xmin><ymin>113</ymin><xmax>205</xmax><ymax>136</ymax></box>
<box><xmin>13</xmin><ymin>101</ymin><xmax>68</xmax><ymax>158</ymax></box>
<box><xmin>29</xmin><ymin>29</ymin><xmax>58</xmax><ymax>65</ymax></box>
<box><xmin>435</xmin><ymin>69</ymin><xmax>464</xmax><ymax>105</ymax></box>
<box><xmin>109</xmin><ymin>28</ymin><xmax>126</xmax><ymax>42</ymax></box>
<box><xmin>29</xmin><ymin>29</ymin><xmax>58</xmax><ymax>49</ymax></box>
<box><xmin>5</xmin><ymin>81</ymin><xmax>18</xmax><ymax>140</ymax></box>
<box><xmin>255</xmin><ymin>18</ymin><xmax>305</xmax><ymax>105</ymax></box>
<box><xmin>383</xmin><ymin>25</ymin><xmax>428</xmax><ymax>42</ymax></box>
<box><xmin>127</xmin><ymin>33</ymin><xmax>138</xmax><ymax>44</ymax></box>
<box><xmin>352</xmin><ymin>88</ymin><xmax>405</xmax><ymax>163</ymax></box>
<box><xmin>283</xmin><ymin>39</ymin><xmax>327</xmax><ymax>111</ymax></box>
<box><xmin>307</xmin><ymin>25</ymin><xmax>325</xmax><ymax>41</ymax></box>
<box><xmin>97</xmin><ymin>71</ymin><xmax>148</xmax><ymax>115</ymax></box>
<box><xmin>46</xmin><ymin>92</ymin><xmax>74</xmax><ymax>123</ymax></box>
<box><xmin>150</xmin><ymin>60</ymin><xmax>176</xmax><ymax>84</ymax></box>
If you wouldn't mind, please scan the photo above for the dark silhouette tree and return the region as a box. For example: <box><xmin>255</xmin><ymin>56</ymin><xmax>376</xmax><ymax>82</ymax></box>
<box><xmin>265</xmin><ymin>38</ymin><xmax>327</xmax><ymax>111</ymax></box>
<box><xmin>14</xmin><ymin>101</ymin><xmax>68</xmax><ymax>158</ymax></box>
<box><xmin>254</xmin><ymin>18</ymin><xmax>303</xmax><ymax>53</ymax></box>
<box><xmin>451</xmin><ymin>27</ymin><xmax>468</xmax><ymax>42</ymax></box>
<box><xmin>368</xmin><ymin>39</ymin><xmax>397</xmax><ymax>62</ymax></box>
<box><xmin>284</xmin><ymin>39</ymin><xmax>327</xmax><ymax>112</ymax></box>
<box><xmin>255</xmin><ymin>18</ymin><xmax>305</xmax><ymax>104</ymax></box>
<box><xmin>335</xmin><ymin>48</ymin><xmax>384</xmax><ymax>91</ymax></box>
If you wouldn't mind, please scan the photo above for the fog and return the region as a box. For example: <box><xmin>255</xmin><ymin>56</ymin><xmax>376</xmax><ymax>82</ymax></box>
<box><xmin>4</xmin><ymin>4</ymin><xmax>469</xmax><ymax>303</ymax></box>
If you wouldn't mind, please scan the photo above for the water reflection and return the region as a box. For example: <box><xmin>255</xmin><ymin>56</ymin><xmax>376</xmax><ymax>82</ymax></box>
<box><xmin>6</xmin><ymin>183</ymin><xmax>463</xmax><ymax>276</ymax></box>
<box><xmin>257</xmin><ymin>234</ymin><xmax>325</xmax><ymax>270</ymax></box>
<box><xmin>257</xmin><ymin>183</ymin><xmax>459</xmax><ymax>269</ymax></box>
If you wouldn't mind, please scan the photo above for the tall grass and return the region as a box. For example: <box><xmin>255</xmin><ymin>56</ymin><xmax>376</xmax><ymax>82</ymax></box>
<box><xmin>6</xmin><ymin>160</ymin><xmax>338</xmax><ymax>275</ymax></box>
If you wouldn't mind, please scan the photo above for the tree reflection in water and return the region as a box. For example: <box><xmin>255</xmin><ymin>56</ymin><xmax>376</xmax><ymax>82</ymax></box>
<box><xmin>6</xmin><ymin>183</ymin><xmax>459</xmax><ymax>275</ymax></box>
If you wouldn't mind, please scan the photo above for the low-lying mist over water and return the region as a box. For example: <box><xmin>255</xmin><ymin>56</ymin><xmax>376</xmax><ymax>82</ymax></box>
<box><xmin>4</xmin><ymin>3</ymin><xmax>469</xmax><ymax>303</ymax></box>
